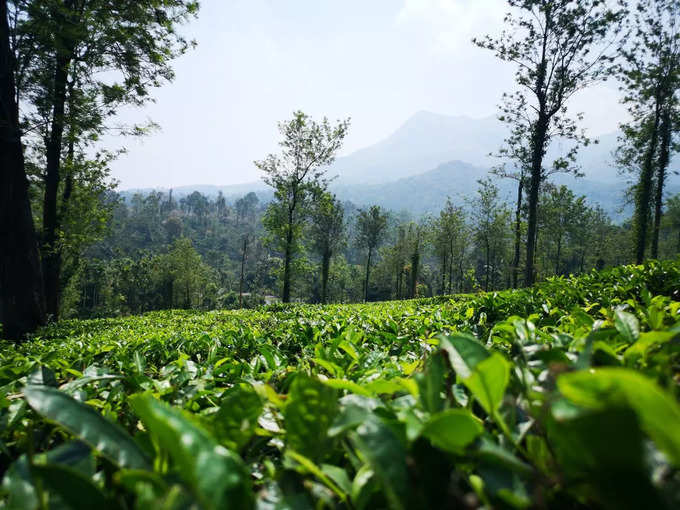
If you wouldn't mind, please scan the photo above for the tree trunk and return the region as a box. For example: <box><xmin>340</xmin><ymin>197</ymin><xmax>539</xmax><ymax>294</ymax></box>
<box><xmin>42</xmin><ymin>51</ymin><xmax>71</xmax><ymax>319</ymax></box>
<box><xmin>512</xmin><ymin>177</ymin><xmax>523</xmax><ymax>288</ymax></box>
<box><xmin>448</xmin><ymin>239</ymin><xmax>454</xmax><ymax>293</ymax></box>
<box><xmin>239</xmin><ymin>236</ymin><xmax>248</xmax><ymax>308</ymax></box>
<box><xmin>635</xmin><ymin>101</ymin><xmax>662</xmax><ymax>264</ymax></box>
<box><xmin>282</xmin><ymin>220</ymin><xmax>293</xmax><ymax>303</ymax></box>
<box><xmin>555</xmin><ymin>236</ymin><xmax>562</xmax><ymax>276</ymax></box>
<box><xmin>484</xmin><ymin>238</ymin><xmax>490</xmax><ymax>291</ymax></box>
<box><xmin>321</xmin><ymin>248</ymin><xmax>331</xmax><ymax>304</ymax></box>
<box><xmin>363</xmin><ymin>247</ymin><xmax>372</xmax><ymax>302</ymax></box>
<box><xmin>440</xmin><ymin>252</ymin><xmax>447</xmax><ymax>295</ymax></box>
<box><xmin>410</xmin><ymin>248</ymin><xmax>419</xmax><ymax>298</ymax></box>
<box><xmin>651</xmin><ymin>104</ymin><xmax>672</xmax><ymax>259</ymax></box>
<box><xmin>525</xmin><ymin>115</ymin><xmax>548</xmax><ymax>286</ymax></box>
<box><xmin>0</xmin><ymin>0</ymin><xmax>46</xmax><ymax>340</ymax></box>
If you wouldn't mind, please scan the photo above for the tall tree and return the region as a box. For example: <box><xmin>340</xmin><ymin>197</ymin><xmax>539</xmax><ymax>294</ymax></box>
<box><xmin>470</xmin><ymin>178</ymin><xmax>510</xmax><ymax>291</ymax></box>
<box><xmin>432</xmin><ymin>200</ymin><xmax>465</xmax><ymax>294</ymax></box>
<box><xmin>0</xmin><ymin>0</ymin><xmax>46</xmax><ymax>340</ymax></box>
<box><xmin>616</xmin><ymin>0</ymin><xmax>679</xmax><ymax>262</ymax></box>
<box><xmin>665</xmin><ymin>193</ymin><xmax>680</xmax><ymax>253</ymax></box>
<box><xmin>491</xmin><ymin>120</ymin><xmax>531</xmax><ymax>288</ymax></box>
<box><xmin>309</xmin><ymin>190</ymin><xmax>345</xmax><ymax>304</ymax></box>
<box><xmin>476</xmin><ymin>0</ymin><xmax>625</xmax><ymax>285</ymax></box>
<box><xmin>257</xmin><ymin>111</ymin><xmax>349</xmax><ymax>302</ymax></box>
<box><xmin>356</xmin><ymin>205</ymin><xmax>388</xmax><ymax>302</ymax></box>
<box><xmin>10</xmin><ymin>0</ymin><xmax>199</xmax><ymax>319</ymax></box>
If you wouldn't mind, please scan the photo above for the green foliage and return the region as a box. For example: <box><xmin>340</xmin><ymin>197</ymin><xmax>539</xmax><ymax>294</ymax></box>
<box><xmin>1</xmin><ymin>260</ymin><xmax>680</xmax><ymax>508</ymax></box>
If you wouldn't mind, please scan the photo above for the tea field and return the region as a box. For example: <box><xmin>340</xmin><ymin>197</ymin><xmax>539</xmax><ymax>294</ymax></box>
<box><xmin>1</xmin><ymin>261</ymin><xmax>680</xmax><ymax>509</ymax></box>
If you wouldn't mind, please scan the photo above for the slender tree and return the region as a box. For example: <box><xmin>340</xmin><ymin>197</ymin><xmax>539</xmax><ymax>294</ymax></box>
<box><xmin>309</xmin><ymin>190</ymin><xmax>345</xmax><ymax>304</ymax></box>
<box><xmin>475</xmin><ymin>0</ymin><xmax>625</xmax><ymax>285</ymax></box>
<box><xmin>257</xmin><ymin>111</ymin><xmax>349</xmax><ymax>302</ymax></box>
<box><xmin>470</xmin><ymin>178</ymin><xmax>510</xmax><ymax>291</ymax></box>
<box><xmin>9</xmin><ymin>0</ymin><xmax>199</xmax><ymax>319</ymax></box>
<box><xmin>616</xmin><ymin>0</ymin><xmax>679</xmax><ymax>262</ymax></box>
<box><xmin>356</xmin><ymin>205</ymin><xmax>388</xmax><ymax>302</ymax></box>
<box><xmin>0</xmin><ymin>0</ymin><xmax>46</xmax><ymax>340</ymax></box>
<box><xmin>491</xmin><ymin>120</ymin><xmax>531</xmax><ymax>288</ymax></box>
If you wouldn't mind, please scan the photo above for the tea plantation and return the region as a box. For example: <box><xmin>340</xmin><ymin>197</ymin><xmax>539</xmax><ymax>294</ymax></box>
<box><xmin>1</xmin><ymin>260</ymin><xmax>680</xmax><ymax>509</ymax></box>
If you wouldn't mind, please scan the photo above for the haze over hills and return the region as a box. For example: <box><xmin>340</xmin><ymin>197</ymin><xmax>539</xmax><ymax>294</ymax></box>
<box><xmin>121</xmin><ymin>111</ymin><xmax>678</xmax><ymax>219</ymax></box>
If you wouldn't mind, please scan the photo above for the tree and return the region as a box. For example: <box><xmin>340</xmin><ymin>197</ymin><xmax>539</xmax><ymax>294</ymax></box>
<box><xmin>309</xmin><ymin>190</ymin><xmax>345</xmax><ymax>304</ymax></box>
<box><xmin>616</xmin><ymin>0</ymin><xmax>680</xmax><ymax>262</ymax></box>
<box><xmin>491</xmin><ymin>120</ymin><xmax>532</xmax><ymax>288</ymax></box>
<box><xmin>235</xmin><ymin>193</ymin><xmax>260</xmax><ymax>307</ymax></box>
<box><xmin>0</xmin><ymin>0</ymin><xmax>46</xmax><ymax>340</ymax></box>
<box><xmin>9</xmin><ymin>0</ymin><xmax>199</xmax><ymax>319</ymax></box>
<box><xmin>235</xmin><ymin>192</ymin><xmax>259</xmax><ymax>225</ymax></box>
<box><xmin>470</xmin><ymin>179</ymin><xmax>510</xmax><ymax>291</ymax></box>
<box><xmin>406</xmin><ymin>223</ymin><xmax>423</xmax><ymax>299</ymax></box>
<box><xmin>540</xmin><ymin>186</ymin><xmax>581</xmax><ymax>276</ymax></box>
<box><xmin>166</xmin><ymin>238</ymin><xmax>212</xmax><ymax>309</ymax></box>
<box><xmin>431</xmin><ymin>201</ymin><xmax>464</xmax><ymax>295</ymax></box>
<box><xmin>664</xmin><ymin>193</ymin><xmax>680</xmax><ymax>253</ymax></box>
<box><xmin>256</xmin><ymin>111</ymin><xmax>349</xmax><ymax>302</ymax></box>
<box><xmin>475</xmin><ymin>0</ymin><xmax>625</xmax><ymax>285</ymax></box>
<box><xmin>356</xmin><ymin>205</ymin><xmax>388</xmax><ymax>302</ymax></box>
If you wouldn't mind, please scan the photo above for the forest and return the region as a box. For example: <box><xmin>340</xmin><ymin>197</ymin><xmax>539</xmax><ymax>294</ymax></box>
<box><xmin>1</xmin><ymin>1</ymin><xmax>680</xmax><ymax>509</ymax></box>
<box><xmin>1</xmin><ymin>0</ymin><xmax>680</xmax><ymax>335</ymax></box>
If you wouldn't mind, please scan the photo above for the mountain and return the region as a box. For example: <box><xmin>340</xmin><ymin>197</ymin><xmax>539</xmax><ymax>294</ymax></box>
<box><xmin>329</xmin><ymin>111</ymin><xmax>629</xmax><ymax>185</ymax></box>
<box><xmin>119</xmin><ymin>111</ymin><xmax>678</xmax><ymax>220</ymax></box>
<box><xmin>331</xmin><ymin>160</ymin><xmax>650</xmax><ymax>220</ymax></box>
<box><xmin>329</xmin><ymin>111</ymin><xmax>506</xmax><ymax>184</ymax></box>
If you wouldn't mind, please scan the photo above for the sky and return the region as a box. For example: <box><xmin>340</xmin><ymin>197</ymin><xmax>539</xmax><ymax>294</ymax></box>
<box><xmin>108</xmin><ymin>0</ymin><xmax>629</xmax><ymax>190</ymax></box>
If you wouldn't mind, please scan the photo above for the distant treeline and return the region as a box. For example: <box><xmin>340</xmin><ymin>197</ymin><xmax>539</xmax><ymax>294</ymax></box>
<box><xmin>61</xmin><ymin>182</ymin><xmax>680</xmax><ymax>319</ymax></box>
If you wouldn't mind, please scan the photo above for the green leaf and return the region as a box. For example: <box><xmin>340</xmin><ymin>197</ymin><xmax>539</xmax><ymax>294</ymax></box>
<box><xmin>439</xmin><ymin>334</ymin><xmax>489</xmax><ymax>378</ymax></box>
<box><xmin>2</xmin><ymin>442</ymin><xmax>95</xmax><ymax>510</ymax></box>
<box><xmin>415</xmin><ymin>352</ymin><xmax>446</xmax><ymax>413</ymax></box>
<box><xmin>130</xmin><ymin>394</ymin><xmax>252</xmax><ymax>510</ymax></box>
<box><xmin>462</xmin><ymin>353</ymin><xmax>510</xmax><ymax>415</ymax></box>
<box><xmin>421</xmin><ymin>409</ymin><xmax>483</xmax><ymax>454</ymax></box>
<box><xmin>284</xmin><ymin>374</ymin><xmax>338</xmax><ymax>460</ymax></box>
<box><xmin>349</xmin><ymin>415</ymin><xmax>410</xmax><ymax>510</ymax></box>
<box><xmin>285</xmin><ymin>450</ymin><xmax>348</xmax><ymax>502</ymax></box>
<box><xmin>558</xmin><ymin>368</ymin><xmax>680</xmax><ymax>466</ymax></box>
<box><xmin>624</xmin><ymin>330</ymin><xmax>676</xmax><ymax>361</ymax></box>
<box><xmin>31</xmin><ymin>464</ymin><xmax>115</xmax><ymax>510</ymax></box>
<box><xmin>614</xmin><ymin>310</ymin><xmax>639</xmax><ymax>344</ymax></box>
<box><xmin>23</xmin><ymin>385</ymin><xmax>149</xmax><ymax>469</ymax></box>
<box><xmin>547</xmin><ymin>405</ymin><xmax>664</xmax><ymax>509</ymax></box>
<box><xmin>214</xmin><ymin>383</ymin><xmax>262</xmax><ymax>451</ymax></box>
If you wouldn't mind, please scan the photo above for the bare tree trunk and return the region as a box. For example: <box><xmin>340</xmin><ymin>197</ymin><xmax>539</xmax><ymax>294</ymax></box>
<box><xmin>526</xmin><ymin>115</ymin><xmax>548</xmax><ymax>286</ymax></box>
<box><xmin>440</xmin><ymin>252</ymin><xmax>447</xmax><ymax>295</ymax></box>
<box><xmin>410</xmin><ymin>246</ymin><xmax>419</xmax><ymax>298</ymax></box>
<box><xmin>321</xmin><ymin>247</ymin><xmax>331</xmax><ymax>304</ymax></box>
<box><xmin>0</xmin><ymin>0</ymin><xmax>46</xmax><ymax>340</ymax></box>
<box><xmin>363</xmin><ymin>247</ymin><xmax>373</xmax><ymax>302</ymax></box>
<box><xmin>448</xmin><ymin>240</ymin><xmax>454</xmax><ymax>293</ymax></box>
<box><xmin>512</xmin><ymin>177</ymin><xmax>523</xmax><ymax>288</ymax></box>
<box><xmin>239</xmin><ymin>236</ymin><xmax>248</xmax><ymax>308</ymax></box>
<box><xmin>635</xmin><ymin>101</ymin><xmax>662</xmax><ymax>264</ymax></box>
<box><xmin>651</xmin><ymin>104</ymin><xmax>672</xmax><ymax>259</ymax></box>
<box><xmin>484</xmin><ymin>238</ymin><xmax>490</xmax><ymax>291</ymax></box>
<box><xmin>282</xmin><ymin>213</ymin><xmax>294</xmax><ymax>303</ymax></box>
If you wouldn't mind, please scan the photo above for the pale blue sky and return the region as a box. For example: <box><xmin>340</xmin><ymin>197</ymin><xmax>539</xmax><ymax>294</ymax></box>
<box><xmin>108</xmin><ymin>0</ymin><xmax>628</xmax><ymax>189</ymax></box>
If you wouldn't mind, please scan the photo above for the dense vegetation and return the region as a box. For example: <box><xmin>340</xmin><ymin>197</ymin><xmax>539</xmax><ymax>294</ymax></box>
<box><xmin>2</xmin><ymin>0</ymin><xmax>680</xmax><ymax>338</ymax></box>
<box><xmin>1</xmin><ymin>260</ymin><xmax>679</xmax><ymax>509</ymax></box>
<box><xmin>56</xmin><ymin>183</ymin><xmax>679</xmax><ymax>319</ymax></box>
<box><xmin>1</xmin><ymin>1</ymin><xmax>679</xmax><ymax>507</ymax></box>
